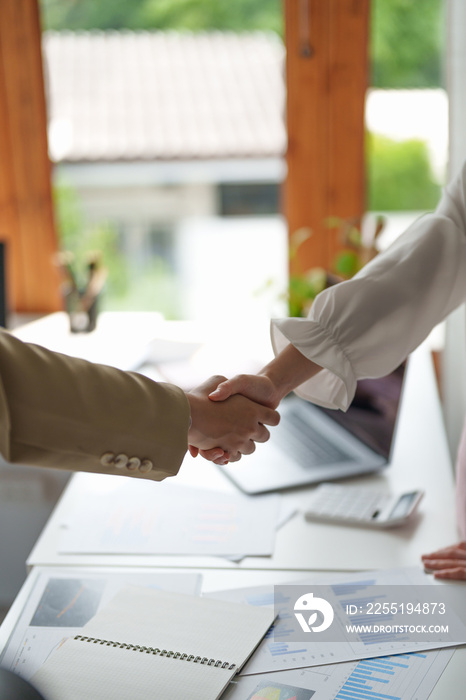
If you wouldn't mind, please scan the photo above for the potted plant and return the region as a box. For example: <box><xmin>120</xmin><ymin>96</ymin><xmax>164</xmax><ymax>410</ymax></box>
<box><xmin>288</xmin><ymin>215</ymin><xmax>385</xmax><ymax>317</ymax></box>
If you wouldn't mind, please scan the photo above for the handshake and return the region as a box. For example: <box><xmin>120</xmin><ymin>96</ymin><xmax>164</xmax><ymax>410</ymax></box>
<box><xmin>184</xmin><ymin>372</ymin><xmax>283</xmax><ymax>466</ymax></box>
<box><xmin>184</xmin><ymin>345</ymin><xmax>321</xmax><ymax>465</ymax></box>
<box><xmin>187</xmin><ymin>358</ymin><xmax>466</xmax><ymax>584</ymax></box>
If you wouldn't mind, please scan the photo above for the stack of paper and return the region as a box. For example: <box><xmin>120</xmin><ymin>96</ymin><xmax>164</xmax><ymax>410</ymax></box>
<box><xmin>58</xmin><ymin>480</ymin><xmax>281</xmax><ymax>558</ymax></box>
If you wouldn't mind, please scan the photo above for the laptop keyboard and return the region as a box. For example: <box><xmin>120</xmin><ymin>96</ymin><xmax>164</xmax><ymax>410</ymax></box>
<box><xmin>274</xmin><ymin>406</ymin><xmax>352</xmax><ymax>467</ymax></box>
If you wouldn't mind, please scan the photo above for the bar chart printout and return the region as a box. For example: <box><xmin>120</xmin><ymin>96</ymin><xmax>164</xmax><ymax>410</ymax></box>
<box><xmin>223</xmin><ymin>648</ymin><xmax>454</xmax><ymax>700</ymax></box>
<box><xmin>333</xmin><ymin>653</ymin><xmax>439</xmax><ymax>700</ymax></box>
<box><xmin>208</xmin><ymin>567</ymin><xmax>466</xmax><ymax>674</ymax></box>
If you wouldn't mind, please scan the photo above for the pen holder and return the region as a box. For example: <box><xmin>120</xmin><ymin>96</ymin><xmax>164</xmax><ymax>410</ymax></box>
<box><xmin>64</xmin><ymin>289</ymin><xmax>99</xmax><ymax>333</ymax></box>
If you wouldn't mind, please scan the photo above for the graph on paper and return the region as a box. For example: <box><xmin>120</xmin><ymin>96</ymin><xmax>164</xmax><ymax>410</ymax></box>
<box><xmin>0</xmin><ymin>569</ymin><xmax>200</xmax><ymax>681</ymax></box>
<box><xmin>58</xmin><ymin>480</ymin><xmax>280</xmax><ymax>557</ymax></box>
<box><xmin>333</xmin><ymin>652</ymin><xmax>444</xmax><ymax>700</ymax></box>
<box><xmin>223</xmin><ymin>648</ymin><xmax>454</xmax><ymax>700</ymax></box>
<box><xmin>29</xmin><ymin>578</ymin><xmax>104</xmax><ymax>628</ymax></box>
<box><xmin>207</xmin><ymin>567</ymin><xmax>466</xmax><ymax>674</ymax></box>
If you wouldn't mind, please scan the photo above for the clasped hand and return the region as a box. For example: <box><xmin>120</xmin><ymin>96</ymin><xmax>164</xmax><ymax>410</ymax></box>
<box><xmin>188</xmin><ymin>347</ymin><xmax>319</xmax><ymax>464</ymax></box>
<box><xmin>185</xmin><ymin>376</ymin><xmax>280</xmax><ymax>465</ymax></box>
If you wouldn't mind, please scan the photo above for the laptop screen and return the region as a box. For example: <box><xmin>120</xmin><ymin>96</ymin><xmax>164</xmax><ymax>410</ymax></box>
<box><xmin>316</xmin><ymin>362</ymin><xmax>406</xmax><ymax>459</ymax></box>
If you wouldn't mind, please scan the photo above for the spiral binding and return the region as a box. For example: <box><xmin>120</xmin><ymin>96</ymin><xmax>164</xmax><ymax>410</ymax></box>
<box><xmin>73</xmin><ymin>635</ymin><xmax>236</xmax><ymax>670</ymax></box>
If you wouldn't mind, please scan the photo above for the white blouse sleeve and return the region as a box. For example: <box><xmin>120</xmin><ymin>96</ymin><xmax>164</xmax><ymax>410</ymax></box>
<box><xmin>271</xmin><ymin>162</ymin><xmax>466</xmax><ymax>411</ymax></box>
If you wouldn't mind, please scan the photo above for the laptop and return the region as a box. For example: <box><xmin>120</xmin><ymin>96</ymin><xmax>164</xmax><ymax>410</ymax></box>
<box><xmin>218</xmin><ymin>362</ymin><xmax>406</xmax><ymax>494</ymax></box>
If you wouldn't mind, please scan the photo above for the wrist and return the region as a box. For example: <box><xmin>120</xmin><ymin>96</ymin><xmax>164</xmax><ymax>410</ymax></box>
<box><xmin>260</xmin><ymin>345</ymin><xmax>322</xmax><ymax>402</ymax></box>
<box><xmin>258</xmin><ymin>365</ymin><xmax>290</xmax><ymax>404</ymax></box>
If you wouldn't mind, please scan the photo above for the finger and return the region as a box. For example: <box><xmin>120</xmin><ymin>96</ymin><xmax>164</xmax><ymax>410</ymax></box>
<box><xmin>422</xmin><ymin>558</ymin><xmax>466</xmax><ymax>570</ymax></box>
<box><xmin>226</xmin><ymin>451</ymin><xmax>242</xmax><ymax>463</ymax></box>
<box><xmin>253</xmin><ymin>424</ymin><xmax>271</xmax><ymax>444</ymax></box>
<box><xmin>434</xmin><ymin>567</ymin><xmax>466</xmax><ymax>581</ymax></box>
<box><xmin>194</xmin><ymin>375</ymin><xmax>228</xmax><ymax>397</ymax></box>
<box><xmin>239</xmin><ymin>440</ymin><xmax>256</xmax><ymax>456</ymax></box>
<box><xmin>422</xmin><ymin>546</ymin><xmax>466</xmax><ymax>561</ymax></box>
<box><xmin>188</xmin><ymin>445</ymin><xmax>199</xmax><ymax>458</ymax></box>
<box><xmin>213</xmin><ymin>456</ymin><xmax>231</xmax><ymax>465</ymax></box>
<box><xmin>422</xmin><ymin>541</ymin><xmax>466</xmax><ymax>558</ymax></box>
<box><xmin>209</xmin><ymin>378</ymin><xmax>242</xmax><ymax>401</ymax></box>
<box><xmin>197</xmin><ymin>448</ymin><xmax>228</xmax><ymax>462</ymax></box>
<box><xmin>422</xmin><ymin>550</ymin><xmax>457</xmax><ymax>560</ymax></box>
<box><xmin>257</xmin><ymin>406</ymin><xmax>280</xmax><ymax>427</ymax></box>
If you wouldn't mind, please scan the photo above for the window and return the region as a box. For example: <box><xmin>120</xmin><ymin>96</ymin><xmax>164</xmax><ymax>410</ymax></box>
<box><xmin>219</xmin><ymin>183</ymin><xmax>280</xmax><ymax>217</ymax></box>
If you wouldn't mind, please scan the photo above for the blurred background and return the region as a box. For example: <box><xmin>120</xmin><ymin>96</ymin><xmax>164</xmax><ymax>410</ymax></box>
<box><xmin>38</xmin><ymin>0</ymin><xmax>447</xmax><ymax>323</ymax></box>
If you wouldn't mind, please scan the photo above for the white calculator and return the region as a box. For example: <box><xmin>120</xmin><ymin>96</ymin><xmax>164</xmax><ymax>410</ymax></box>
<box><xmin>304</xmin><ymin>483</ymin><xmax>424</xmax><ymax>528</ymax></box>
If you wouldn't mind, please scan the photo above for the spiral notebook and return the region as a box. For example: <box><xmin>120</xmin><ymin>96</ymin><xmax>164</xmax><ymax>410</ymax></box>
<box><xmin>32</xmin><ymin>586</ymin><xmax>276</xmax><ymax>700</ymax></box>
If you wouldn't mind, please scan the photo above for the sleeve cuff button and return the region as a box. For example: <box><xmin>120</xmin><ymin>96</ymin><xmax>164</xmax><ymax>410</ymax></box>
<box><xmin>114</xmin><ymin>453</ymin><xmax>129</xmax><ymax>469</ymax></box>
<box><xmin>100</xmin><ymin>452</ymin><xmax>115</xmax><ymax>467</ymax></box>
<box><xmin>127</xmin><ymin>457</ymin><xmax>141</xmax><ymax>471</ymax></box>
<box><xmin>139</xmin><ymin>459</ymin><xmax>153</xmax><ymax>473</ymax></box>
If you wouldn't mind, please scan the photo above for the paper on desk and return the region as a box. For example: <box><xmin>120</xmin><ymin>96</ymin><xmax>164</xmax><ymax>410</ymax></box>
<box><xmin>0</xmin><ymin>569</ymin><xmax>201</xmax><ymax>682</ymax></box>
<box><xmin>221</xmin><ymin>648</ymin><xmax>455</xmax><ymax>700</ymax></box>
<box><xmin>58</xmin><ymin>480</ymin><xmax>280</xmax><ymax>558</ymax></box>
<box><xmin>225</xmin><ymin>501</ymin><xmax>298</xmax><ymax>563</ymax></box>
<box><xmin>207</xmin><ymin>566</ymin><xmax>466</xmax><ymax>674</ymax></box>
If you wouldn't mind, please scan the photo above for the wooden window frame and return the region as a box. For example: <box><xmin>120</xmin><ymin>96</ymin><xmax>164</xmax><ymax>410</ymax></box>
<box><xmin>0</xmin><ymin>0</ymin><xmax>61</xmax><ymax>313</ymax></box>
<box><xmin>283</xmin><ymin>0</ymin><xmax>369</xmax><ymax>278</ymax></box>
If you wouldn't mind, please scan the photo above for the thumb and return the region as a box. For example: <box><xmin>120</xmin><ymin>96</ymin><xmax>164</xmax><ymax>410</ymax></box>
<box><xmin>209</xmin><ymin>380</ymin><xmax>234</xmax><ymax>401</ymax></box>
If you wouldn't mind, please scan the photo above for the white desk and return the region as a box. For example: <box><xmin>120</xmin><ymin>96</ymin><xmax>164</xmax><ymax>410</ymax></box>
<box><xmin>26</xmin><ymin>343</ymin><xmax>457</xmax><ymax>573</ymax></box>
<box><xmin>12</xmin><ymin>311</ymin><xmax>165</xmax><ymax>370</ymax></box>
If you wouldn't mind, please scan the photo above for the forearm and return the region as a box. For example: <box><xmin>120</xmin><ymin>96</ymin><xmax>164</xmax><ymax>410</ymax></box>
<box><xmin>273</xmin><ymin>203</ymin><xmax>466</xmax><ymax>409</ymax></box>
<box><xmin>0</xmin><ymin>331</ymin><xmax>190</xmax><ymax>479</ymax></box>
<box><xmin>208</xmin><ymin>344</ymin><xmax>322</xmax><ymax>411</ymax></box>
<box><xmin>211</xmin><ymin>214</ymin><xmax>466</xmax><ymax>413</ymax></box>
<box><xmin>258</xmin><ymin>344</ymin><xmax>323</xmax><ymax>403</ymax></box>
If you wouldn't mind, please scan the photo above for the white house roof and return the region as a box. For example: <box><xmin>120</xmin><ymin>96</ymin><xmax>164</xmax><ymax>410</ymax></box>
<box><xmin>43</xmin><ymin>30</ymin><xmax>287</xmax><ymax>163</ymax></box>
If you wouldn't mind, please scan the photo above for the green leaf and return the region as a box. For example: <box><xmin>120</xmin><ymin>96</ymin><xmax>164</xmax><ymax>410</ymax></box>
<box><xmin>334</xmin><ymin>251</ymin><xmax>359</xmax><ymax>278</ymax></box>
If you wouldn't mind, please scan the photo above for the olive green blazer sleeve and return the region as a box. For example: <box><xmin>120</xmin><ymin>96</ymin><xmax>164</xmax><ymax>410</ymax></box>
<box><xmin>0</xmin><ymin>330</ymin><xmax>190</xmax><ymax>481</ymax></box>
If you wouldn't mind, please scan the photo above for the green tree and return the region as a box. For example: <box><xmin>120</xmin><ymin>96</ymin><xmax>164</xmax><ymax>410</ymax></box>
<box><xmin>40</xmin><ymin>0</ymin><xmax>283</xmax><ymax>35</ymax></box>
<box><xmin>371</xmin><ymin>0</ymin><xmax>444</xmax><ymax>88</ymax></box>
<box><xmin>41</xmin><ymin>0</ymin><xmax>445</xmax><ymax>88</ymax></box>
<box><xmin>367</xmin><ymin>133</ymin><xmax>441</xmax><ymax>211</ymax></box>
